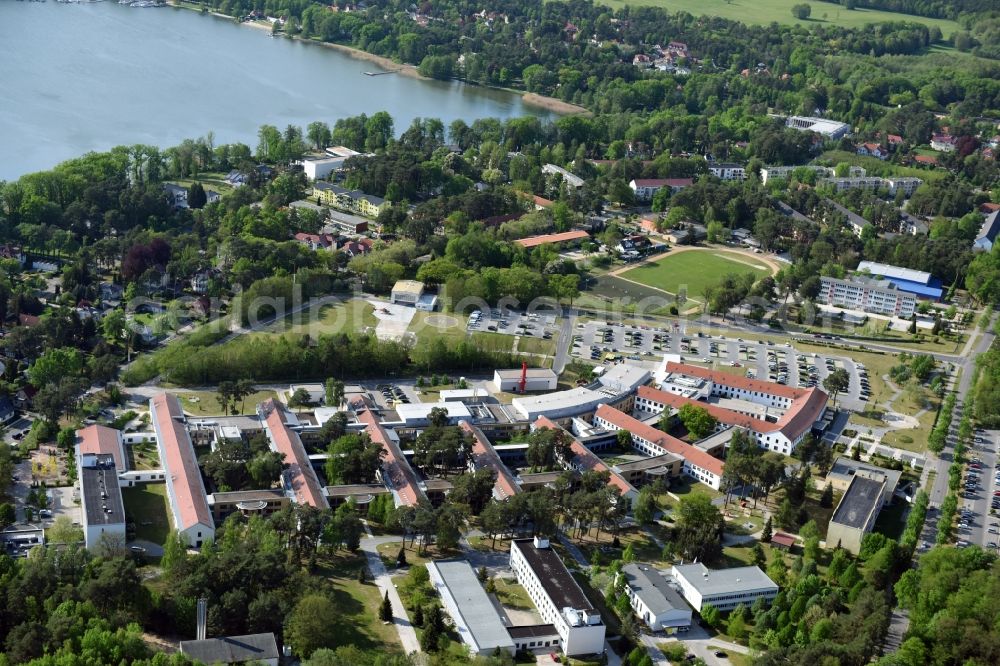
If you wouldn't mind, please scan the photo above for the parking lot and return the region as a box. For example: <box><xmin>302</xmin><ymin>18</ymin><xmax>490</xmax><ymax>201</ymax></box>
<box><xmin>956</xmin><ymin>429</ymin><xmax>1000</xmax><ymax>551</ymax></box>
<box><xmin>467</xmin><ymin>309</ymin><xmax>559</xmax><ymax>341</ymax></box>
<box><xmin>571</xmin><ymin>321</ymin><xmax>869</xmax><ymax>410</ymax></box>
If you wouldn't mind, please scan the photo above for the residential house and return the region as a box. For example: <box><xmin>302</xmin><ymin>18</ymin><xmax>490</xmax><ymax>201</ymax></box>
<box><xmin>707</xmin><ymin>163</ymin><xmax>746</xmax><ymax>181</ymax></box>
<box><xmin>293</xmin><ymin>232</ymin><xmax>336</xmax><ymax>251</ymax></box>
<box><xmin>629</xmin><ymin>178</ymin><xmax>693</xmax><ymax>201</ymax></box>
<box><xmin>856</xmin><ymin>143</ymin><xmax>888</xmax><ymax>160</ymax></box>
<box><xmin>542</xmin><ymin>164</ymin><xmax>585</xmax><ymax>188</ymax></box>
<box><xmin>930</xmin><ymin>134</ymin><xmax>956</xmax><ymax>152</ymax></box>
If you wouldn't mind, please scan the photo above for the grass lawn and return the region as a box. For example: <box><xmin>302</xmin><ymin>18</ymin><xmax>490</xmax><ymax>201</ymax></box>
<box><xmin>127</xmin><ymin>440</ymin><xmax>160</xmax><ymax>471</ymax></box>
<box><xmin>669</xmin><ymin>476</ymin><xmax>725</xmax><ymax>502</ymax></box>
<box><xmin>177</xmin><ymin>389</ymin><xmax>278</xmax><ymax>416</ymax></box>
<box><xmin>314</xmin><ymin>554</ymin><xmax>405</xmax><ymax>653</ymax></box>
<box><xmin>516</xmin><ymin>334</ymin><xmax>557</xmax><ymax>357</ymax></box>
<box><xmin>407</xmin><ymin>310</ymin><xmax>532</xmax><ymax>359</ymax></box>
<box><xmin>595</xmin><ymin>0</ymin><xmax>959</xmax><ymax>32</ymax></box>
<box><xmin>493</xmin><ymin>577</ymin><xmax>535</xmax><ymax>611</ymax></box>
<box><xmin>259</xmin><ymin>299</ymin><xmax>378</xmax><ymax>338</ymax></box>
<box><xmin>619</xmin><ymin>249</ymin><xmax>773</xmax><ymax>302</ymax></box>
<box><xmin>122</xmin><ymin>483</ymin><xmax>172</xmax><ymax>545</ymax></box>
<box><xmin>583</xmin><ymin>275</ymin><xmax>680</xmax><ymax>314</ymax></box>
<box><xmin>819</xmin><ymin>150</ymin><xmax>947</xmax><ymax>182</ymax></box>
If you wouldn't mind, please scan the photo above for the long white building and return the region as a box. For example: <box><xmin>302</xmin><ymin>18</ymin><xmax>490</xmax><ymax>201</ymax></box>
<box><xmin>510</xmin><ymin>537</ymin><xmax>606</xmax><ymax>657</ymax></box>
<box><xmin>150</xmin><ymin>393</ymin><xmax>215</xmax><ymax>548</ymax></box>
<box><xmin>818</xmin><ymin>275</ymin><xmax>917</xmax><ymax>318</ymax></box>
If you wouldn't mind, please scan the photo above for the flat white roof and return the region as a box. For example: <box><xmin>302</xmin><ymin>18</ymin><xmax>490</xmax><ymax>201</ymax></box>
<box><xmin>673</xmin><ymin>563</ymin><xmax>777</xmax><ymax>596</ymax></box>
<box><xmin>495</xmin><ymin>368</ymin><xmax>558</xmax><ymax>380</ymax></box>
<box><xmin>856</xmin><ymin>261</ymin><xmax>932</xmax><ymax>285</ymax></box>
<box><xmin>394</xmin><ymin>402</ymin><xmax>472</xmax><ymax>422</ymax></box>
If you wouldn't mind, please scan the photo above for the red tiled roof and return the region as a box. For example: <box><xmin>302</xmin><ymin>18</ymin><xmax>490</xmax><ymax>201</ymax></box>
<box><xmin>460</xmin><ymin>421</ymin><xmax>520</xmax><ymax>500</ymax></box>
<box><xmin>18</xmin><ymin>314</ymin><xmax>40</xmax><ymax>327</ymax></box>
<box><xmin>260</xmin><ymin>399</ymin><xmax>329</xmax><ymax>509</ymax></box>
<box><xmin>981</xmin><ymin>203</ymin><xmax>1000</xmax><ymax>214</ymax></box>
<box><xmin>76</xmin><ymin>424</ymin><xmax>126</xmax><ymax>471</ymax></box>
<box><xmin>771</xmin><ymin>532</ymin><xmax>796</xmax><ymax>547</ymax></box>
<box><xmin>534</xmin><ymin>416</ymin><xmax>637</xmax><ymax>497</ymax></box>
<box><xmin>663</xmin><ymin>362</ymin><xmax>803</xmax><ymax>399</ymax></box>
<box><xmin>515</xmin><ymin>230</ymin><xmax>590</xmax><ymax>249</ymax></box>
<box><xmin>638</xmin><ymin>385</ymin><xmax>776</xmax><ymax>432</ymax></box>
<box><xmin>593</xmin><ymin>405</ymin><xmax>724</xmax><ymax>478</ymax></box>
<box><xmin>358</xmin><ymin>410</ymin><xmax>424</xmax><ymax>507</ymax></box>
<box><xmin>651</xmin><ymin>364</ymin><xmax>828</xmax><ymax>442</ymax></box>
<box><xmin>914</xmin><ymin>155</ymin><xmax>938</xmax><ymax>165</ymax></box>
<box><xmin>151</xmin><ymin>393</ymin><xmax>214</xmax><ymax>532</ymax></box>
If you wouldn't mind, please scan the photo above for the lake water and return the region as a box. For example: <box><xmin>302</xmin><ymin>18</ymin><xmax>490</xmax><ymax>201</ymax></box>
<box><xmin>0</xmin><ymin>2</ymin><xmax>549</xmax><ymax>180</ymax></box>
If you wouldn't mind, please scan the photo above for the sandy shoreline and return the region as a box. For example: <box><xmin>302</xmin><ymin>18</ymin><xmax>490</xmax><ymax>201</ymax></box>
<box><xmin>521</xmin><ymin>92</ymin><xmax>590</xmax><ymax>116</ymax></box>
<box><xmin>171</xmin><ymin>2</ymin><xmax>589</xmax><ymax>115</ymax></box>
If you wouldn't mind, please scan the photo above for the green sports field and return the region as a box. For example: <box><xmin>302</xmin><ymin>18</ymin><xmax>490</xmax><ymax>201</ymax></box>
<box><xmin>596</xmin><ymin>0</ymin><xmax>960</xmax><ymax>33</ymax></box>
<box><xmin>619</xmin><ymin>249</ymin><xmax>773</xmax><ymax>300</ymax></box>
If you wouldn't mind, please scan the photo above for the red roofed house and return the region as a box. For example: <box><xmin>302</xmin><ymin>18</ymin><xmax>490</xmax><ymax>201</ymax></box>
<box><xmin>628</xmin><ymin>178</ymin><xmax>693</xmax><ymax>202</ymax></box>
<box><xmin>515</xmin><ymin>229</ymin><xmax>590</xmax><ymax>250</ymax></box>
<box><xmin>856</xmin><ymin>143</ymin><xmax>887</xmax><ymax>160</ymax></box>
<box><xmin>930</xmin><ymin>134</ymin><xmax>956</xmax><ymax>152</ymax></box>
<box><xmin>294</xmin><ymin>232</ymin><xmax>336</xmax><ymax>250</ymax></box>
<box><xmin>885</xmin><ymin>134</ymin><xmax>904</xmax><ymax>146</ymax></box>
<box><xmin>259</xmin><ymin>399</ymin><xmax>329</xmax><ymax>510</ymax></box>
<box><xmin>533</xmin><ymin>415</ymin><xmax>638</xmax><ymax>505</ymax></box>
<box><xmin>76</xmin><ymin>424</ymin><xmax>128</xmax><ymax>472</ymax></box>
<box><xmin>914</xmin><ymin>155</ymin><xmax>938</xmax><ymax>166</ymax></box>
<box><xmin>592</xmin><ymin>405</ymin><xmax>725</xmax><ymax>490</ymax></box>
<box><xmin>646</xmin><ymin>362</ymin><xmax>828</xmax><ymax>456</ymax></box>
<box><xmin>339</xmin><ymin>237</ymin><xmax>374</xmax><ymax>258</ymax></box>
<box><xmin>150</xmin><ymin>393</ymin><xmax>215</xmax><ymax>547</ymax></box>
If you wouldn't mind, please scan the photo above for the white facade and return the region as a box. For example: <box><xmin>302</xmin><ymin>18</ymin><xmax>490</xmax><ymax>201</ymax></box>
<box><xmin>671</xmin><ymin>563</ymin><xmax>778</xmax><ymax>612</ymax></box>
<box><xmin>492</xmin><ymin>368</ymin><xmax>558</xmax><ymax>393</ymax></box>
<box><xmin>510</xmin><ymin>538</ymin><xmax>606</xmax><ymax>657</ymax></box>
<box><xmin>390</xmin><ymin>280</ymin><xmax>425</xmax><ymax>305</ymax></box>
<box><xmin>621</xmin><ymin>564</ymin><xmax>692</xmax><ymax>632</ymax></box>
<box><xmin>302</xmin><ymin>156</ymin><xmax>347</xmax><ymax>181</ymax></box>
<box><xmin>819</xmin><ymin>276</ymin><xmax>916</xmax><ymax>318</ymax></box>
<box><xmin>77</xmin><ymin>452</ymin><xmax>127</xmax><ymax>551</ymax></box>
<box><xmin>708</xmin><ymin>163</ymin><xmax>746</xmax><ymax>181</ymax></box>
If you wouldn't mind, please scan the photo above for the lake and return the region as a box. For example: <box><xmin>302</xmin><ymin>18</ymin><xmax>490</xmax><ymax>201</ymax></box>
<box><xmin>0</xmin><ymin>2</ymin><xmax>550</xmax><ymax>180</ymax></box>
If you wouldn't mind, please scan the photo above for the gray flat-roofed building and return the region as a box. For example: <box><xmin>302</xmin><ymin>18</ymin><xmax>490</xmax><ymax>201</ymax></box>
<box><xmin>671</xmin><ymin>563</ymin><xmax>778</xmax><ymax>612</ymax></box>
<box><xmin>826</xmin><ymin>457</ymin><xmax>901</xmax><ymax>506</ymax></box>
<box><xmin>621</xmin><ymin>563</ymin><xmax>692</xmax><ymax>632</ymax></box>
<box><xmin>827</xmin><ymin>474</ymin><xmax>887</xmax><ymax>555</ymax></box>
<box><xmin>426</xmin><ymin>559</ymin><xmax>516</xmax><ymax>656</ymax></box>
<box><xmin>179</xmin><ymin>633</ymin><xmax>279</xmax><ymax>665</ymax></box>
<box><xmin>78</xmin><ymin>453</ymin><xmax>126</xmax><ymax>550</ymax></box>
